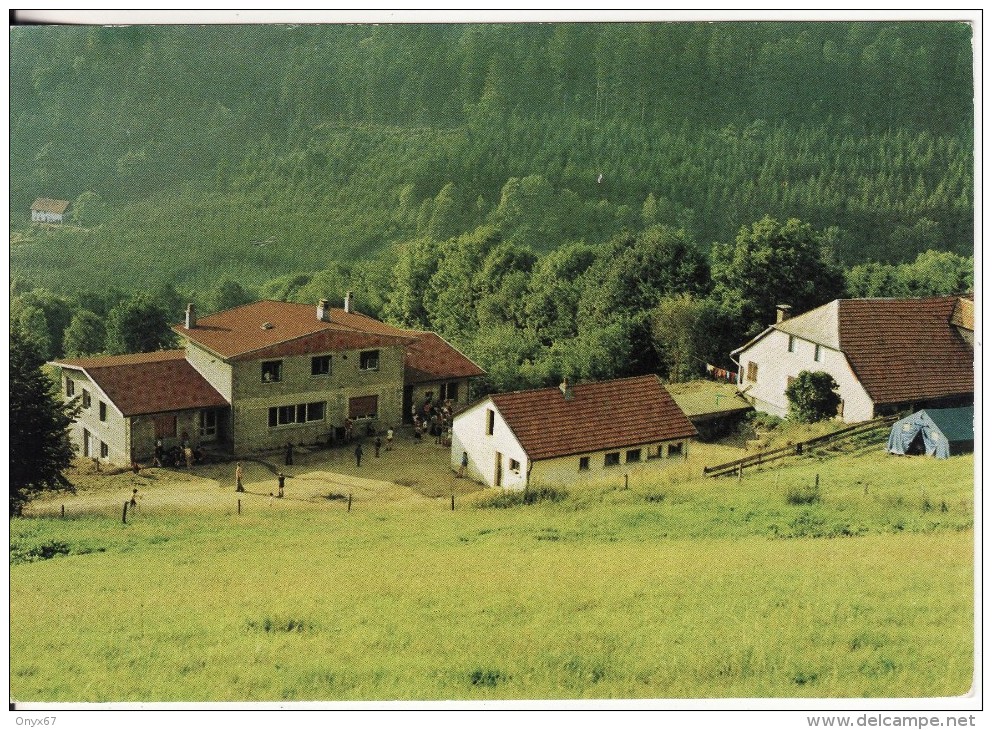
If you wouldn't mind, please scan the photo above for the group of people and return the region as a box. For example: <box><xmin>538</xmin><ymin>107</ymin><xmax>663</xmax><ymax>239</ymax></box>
<box><xmin>412</xmin><ymin>398</ymin><xmax>454</xmax><ymax>447</ymax></box>
<box><xmin>152</xmin><ymin>435</ymin><xmax>202</xmax><ymax>470</ymax></box>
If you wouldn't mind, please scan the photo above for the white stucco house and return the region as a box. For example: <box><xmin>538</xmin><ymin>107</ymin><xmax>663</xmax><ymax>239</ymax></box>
<box><xmin>731</xmin><ymin>296</ymin><xmax>974</xmax><ymax>423</ymax></box>
<box><xmin>451</xmin><ymin>375</ymin><xmax>697</xmax><ymax>489</ymax></box>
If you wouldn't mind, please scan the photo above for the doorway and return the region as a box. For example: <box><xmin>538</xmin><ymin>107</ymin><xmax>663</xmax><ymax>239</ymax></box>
<box><xmin>494</xmin><ymin>451</ymin><xmax>503</xmax><ymax>487</ymax></box>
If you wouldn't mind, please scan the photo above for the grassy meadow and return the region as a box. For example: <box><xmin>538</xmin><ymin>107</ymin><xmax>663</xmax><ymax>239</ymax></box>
<box><xmin>9</xmin><ymin>447</ymin><xmax>975</xmax><ymax>702</ymax></box>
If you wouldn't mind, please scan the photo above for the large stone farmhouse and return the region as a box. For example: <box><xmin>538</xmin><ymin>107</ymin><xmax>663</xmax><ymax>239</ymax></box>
<box><xmin>451</xmin><ymin>375</ymin><xmax>697</xmax><ymax>489</ymax></box>
<box><xmin>731</xmin><ymin>296</ymin><xmax>974</xmax><ymax>423</ymax></box>
<box><xmin>53</xmin><ymin>296</ymin><xmax>484</xmax><ymax>466</ymax></box>
<box><xmin>31</xmin><ymin>197</ymin><xmax>70</xmax><ymax>223</ymax></box>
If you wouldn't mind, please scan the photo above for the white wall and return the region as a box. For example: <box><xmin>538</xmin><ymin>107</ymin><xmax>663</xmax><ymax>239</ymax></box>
<box><xmin>737</xmin><ymin>329</ymin><xmax>875</xmax><ymax>423</ymax></box>
<box><xmin>451</xmin><ymin>400</ymin><xmax>529</xmax><ymax>488</ymax></box>
<box><xmin>63</xmin><ymin>370</ymin><xmax>131</xmax><ymax>465</ymax></box>
<box><xmin>530</xmin><ymin>439</ymin><xmax>690</xmax><ymax>488</ymax></box>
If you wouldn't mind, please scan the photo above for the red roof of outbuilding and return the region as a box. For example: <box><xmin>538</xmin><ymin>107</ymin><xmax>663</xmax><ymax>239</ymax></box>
<box><xmin>53</xmin><ymin>350</ymin><xmax>229</xmax><ymax>417</ymax></box>
<box><xmin>487</xmin><ymin>375</ymin><xmax>697</xmax><ymax>461</ymax></box>
<box><xmin>837</xmin><ymin>296</ymin><xmax>973</xmax><ymax>406</ymax></box>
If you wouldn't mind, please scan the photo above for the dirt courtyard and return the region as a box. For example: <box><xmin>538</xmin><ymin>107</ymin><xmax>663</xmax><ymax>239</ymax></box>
<box><xmin>25</xmin><ymin>428</ymin><xmax>484</xmax><ymax>518</ymax></box>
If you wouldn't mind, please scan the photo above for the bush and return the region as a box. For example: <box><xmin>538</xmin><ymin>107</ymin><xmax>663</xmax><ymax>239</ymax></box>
<box><xmin>785</xmin><ymin>371</ymin><xmax>841</xmax><ymax>423</ymax></box>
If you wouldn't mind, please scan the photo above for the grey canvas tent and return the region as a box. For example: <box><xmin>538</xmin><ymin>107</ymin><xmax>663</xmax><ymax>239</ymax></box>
<box><xmin>886</xmin><ymin>406</ymin><xmax>974</xmax><ymax>458</ymax></box>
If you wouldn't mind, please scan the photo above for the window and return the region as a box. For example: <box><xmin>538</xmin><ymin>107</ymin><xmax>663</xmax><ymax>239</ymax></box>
<box><xmin>578</xmin><ymin>456</ymin><xmax>590</xmax><ymax>471</ymax></box>
<box><xmin>604</xmin><ymin>452</ymin><xmax>620</xmax><ymax>467</ymax></box>
<box><xmin>277</xmin><ymin>405</ymin><xmax>297</xmax><ymax>426</ymax></box>
<box><xmin>440</xmin><ymin>381</ymin><xmax>459</xmax><ymax>402</ymax></box>
<box><xmin>99</xmin><ymin>401</ymin><xmax>107</xmax><ymax>422</ymax></box>
<box><xmin>307</xmin><ymin>402</ymin><xmax>326</xmax><ymax>421</ymax></box>
<box><xmin>509</xmin><ymin>458</ymin><xmax>520</xmax><ymax>473</ymax></box>
<box><xmin>261</xmin><ymin>360</ymin><xmax>283</xmax><ymax>383</ymax></box>
<box><xmin>746</xmin><ymin>362</ymin><xmax>758</xmax><ymax>383</ymax></box>
<box><xmin>348</xmin><ymin>395</ymin><xmax>379</xmax><ymax>419</ymax></box>
<box><xmin>199</xmin><ymin>410</ymin><xmax>217</xmax><ymax>438</ymax></box>
<box><xmin>155</xmin><ymin>415</ymin><xmax>177</xmax><ymax>438</ymax></box>
<box><xmin>359</xmin><ymin>350</ymin><xmax>380</xmax><ymax>371</ymax></box>
<box><xmin>311</xmin><ymin>355</ymin><xmax>331</xmax><ymax>376</ymax></box>
<box><xmin>814</xmin><ymin>344</ymin><xmax>823</xmax><ymax>362</ymax></box>
<box><xmin>100</xmin><ymin>441</ymin><xmax>109</xmax><ymax>459</ymax></box>
<box><xmin>268</xmin><ymin>403</ymin><xmax>325</xmax><ymax>427</ymax></box>
<box><xmin>668</xmin><ymin>442</ymin><xmax>683</xmax><ymax>459</ymax></box>
<box><xmin>65</xmin><ymin>378</ymin><xmax>75</xmax><ymax>396</ymax></box>
<box><xmin>486</xmin><ymin>409</ymin><xmax>495</xmax><ymax>436</ymax></box>
<box><xmin>626</xmin><ymin>449</ymin><xmax>642</xmax><ymax>464</ymax></box>
<box><xmin>788</xmin><ymin>335</ymin><xmax>796</xmax><ymax>353</ymax></box>
<box><xmin>82</xmin><ymin>389</ymin><xmax>91</xmax><ymax>409</ymax></box>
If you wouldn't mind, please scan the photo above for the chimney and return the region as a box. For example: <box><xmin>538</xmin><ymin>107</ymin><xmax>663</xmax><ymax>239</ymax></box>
<box><xmin>344</xmin><ymin>291</ymin><xmax>354</xmax><ymax>314</ymax></box>
<box><xmin>184</xmin><ymin>303</ymin><xmax>196</xmax><ymax>330</ymax></box>
<box><xmin>775</xmin><ymin>304</ymin><xmax>792</xmax><ymax>324</ymax></box>
<box><xmin>559</xmin><ymin>377</ymin><xmax>574</xmax><ymax>401</ymax></box>
<box><xmin>317</xmin><ymin>299</ymin><xmax>330</xmax><ymax>322</ymax></box>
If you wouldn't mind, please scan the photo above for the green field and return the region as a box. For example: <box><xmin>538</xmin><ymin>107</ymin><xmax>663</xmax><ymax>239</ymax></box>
<box><xmin>10</xmin><ymin>450</ymin><xmax>974</xmax><ymax>701</ymax></box>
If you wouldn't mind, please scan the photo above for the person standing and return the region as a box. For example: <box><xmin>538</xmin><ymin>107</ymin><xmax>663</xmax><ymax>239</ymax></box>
<box><xmin>386</xmin><ymin>428</ymin><xmax>394</xmax><ymax>451</ymax></box>
<box><xmin>277</xmin><ymin>472</ymin><xmax>285</xmax><ymax>498</ymax></box>
<box><xmin>458</xmin><ymin>451</ymin><xmax>468</xmax><ymax>478</ymax></box>
<box><xmin>235</xmin><ymin>462</ymin><xmax>244</xmax><ymax>492</ymax></box>
<box><xmin>374</xmin><ymin>436</ymin><xmax>382</xmax><ymax>458</ymax></box>
<box><xmin>355</xmin><ymin>442</ymin><xmax>363</xmax><ymax>467</ymax></box>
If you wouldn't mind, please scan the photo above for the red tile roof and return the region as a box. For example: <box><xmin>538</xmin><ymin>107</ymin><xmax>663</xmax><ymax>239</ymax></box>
<box><xmin>173</xmin><ymin>301</ymin><xmax>410</xmax><ymax>360</ymax></box>
<box><xmin>31</xmin><ymin>198</ymin><xmax>70</xmax><ymax>214</ymax></box>
<box><xmin>488</xmin><ymin>375</ymin><xmax>697</xmax><ymax>461</ymax></box>
<box><xmin>175</xmin><ymin>300</ymin><xmax>484</xmax><ymax>380</ymax></box>
<box><xmin>838</xmin><ymin>296</ymin><xmax>973</xmax><ymax>406</ymax></box>
<box><xmin>53</xmin><ymin>350</ymin><xmax>229</xmax><ymax>417</ymax></box>
<box><xmin>401</xmin><ymin>332</ymin><xmax>486</xmax><ymax>383</ymax></box>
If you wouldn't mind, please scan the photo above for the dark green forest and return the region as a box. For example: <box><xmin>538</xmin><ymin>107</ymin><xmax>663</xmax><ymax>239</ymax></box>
<box><xmin>10</xmin><ymin>22</ymin><xmax>975</xmax><ymax>392</ymax></box>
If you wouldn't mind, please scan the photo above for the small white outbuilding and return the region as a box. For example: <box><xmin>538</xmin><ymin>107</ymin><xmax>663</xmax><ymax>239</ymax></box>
<box><xmin>451</xmin><ymin>374</ymin><xmax>697</xmax><ymax>489</ymax></box>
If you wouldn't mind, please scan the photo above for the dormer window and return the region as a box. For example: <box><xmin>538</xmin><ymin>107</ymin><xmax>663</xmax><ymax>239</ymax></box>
<box><xmin>359</xmin><ymin>350</ymin><xmax>379</xmax><ymax>371</ymax></box>
<box><xmin>788</xmin><ymin>335</ymin><xmax>795</xmax><ymax>353</ymax></box>
<box><xmin>261</xmin><ymin>360</ymin><xmax>283</xmax><ymax>383</ymax></box>
<box><xmin>814</xmin><ymin>344</ymin><xmax>823</xmax><ymax>362</ymax></box>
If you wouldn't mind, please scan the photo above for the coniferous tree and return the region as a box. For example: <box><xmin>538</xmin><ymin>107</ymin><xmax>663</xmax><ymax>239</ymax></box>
<box><xmin>10</xmin><ymin>326</ymin><xmax>80</xmax><ymax>515</ymax></box>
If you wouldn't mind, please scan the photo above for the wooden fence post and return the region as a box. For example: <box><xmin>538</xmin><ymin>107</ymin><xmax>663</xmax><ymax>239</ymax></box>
<box><xmin>238</xmin><ymin>499</ymin><xmax>241</xmax><ymax>515</ymax></box>
<box><xmin>348</xmin><ymin>493</ymin><xmax>352</xmax><ymax>512</ymax></box>
<box><xmin>624</xmin><ymin>474</ymin><xmax>629</xmax><ymax>490</ymax></box>
<box><xmin>451</xmin><ymin>494</ymin><xmax>455</xmax><ymax>511</ymax></box>
<box><xmin>122</xmin><ymin>501</ymin><xmax>128</xmax><ymax>524</ymax></box>
<box><xmin>815</xmin><ymin>473</ymin><xmax>820</xmax><ymax>490</ymax></box>
<box><xmin>61</xmin><ymin>504</ymin><xmax>65</xmax><ymax>519</ymax></box>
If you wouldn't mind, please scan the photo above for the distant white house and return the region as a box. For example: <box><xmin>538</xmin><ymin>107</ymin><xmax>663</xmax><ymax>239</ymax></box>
<box><xmin>731</xmin><ymin>296</ymin><xmax>974</xmax><ymax>423</ymax></box>
<box><xmin>31</xmin><ymin>198</ymin><xmax>70</xmax><ymax>223</ymax></box>
<box><xmin>451</xmin><ymin>375</ymin><xmax>697</xmax><ymax>489</ymax></box>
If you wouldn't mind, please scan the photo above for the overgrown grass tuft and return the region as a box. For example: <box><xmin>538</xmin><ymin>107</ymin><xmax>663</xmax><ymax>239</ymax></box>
<box><xmin>475</xmin><ymin>487</ymin><xmax>568</xmax><ymax>509</ymax></box>
<box><xmin>785</xmin><ymin>483</ymin><xmax>822</xmax><ymax>505</ymax></box>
